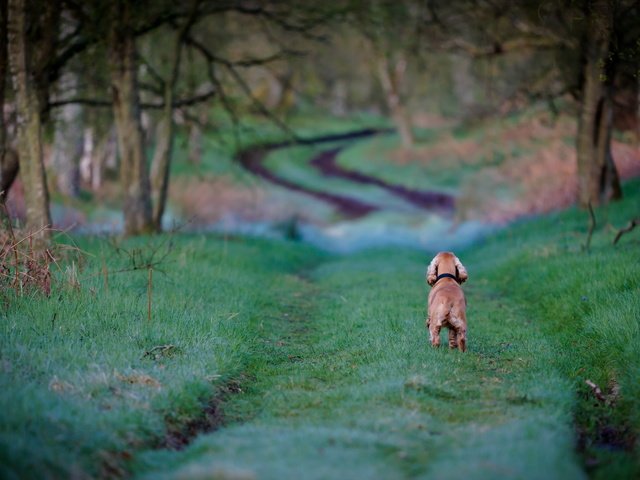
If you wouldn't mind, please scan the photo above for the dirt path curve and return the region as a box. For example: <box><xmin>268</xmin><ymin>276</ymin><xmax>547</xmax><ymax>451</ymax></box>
<box><xmin>310</xmin><ymin>148</ymin><xmax>454</xmax><ymax>213</ymax></box>
<box><xmin>238</xmin><ymin>144</ymin><xmax>377</xmax><ymax>218</ymax></box>
<box><xmin>237</xmin><ymin>128</ymin><xmax>455</xmax><ymax>217</ymax></box>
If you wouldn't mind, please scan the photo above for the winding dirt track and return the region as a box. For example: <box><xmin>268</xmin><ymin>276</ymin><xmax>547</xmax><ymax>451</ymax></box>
<box><xmin>310</xmin><ymin>148</ymin><xmax>454</xmax><ymax>213</ymax></box>
<box><xmin>237</xmin><ymin>129</ymin><xmax>455</xmax><ymax>218</ymax></box>
<box><xmin>238</xmin><ymin>145</ymin><xmax>377</xmax><ymax>218</ymax></box>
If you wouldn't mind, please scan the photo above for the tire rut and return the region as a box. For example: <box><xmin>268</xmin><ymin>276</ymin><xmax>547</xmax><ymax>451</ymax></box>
<box><xmin>236</xmin><ymin>128</ymin><xmax>455</xmax><ymax>218</ymax></box>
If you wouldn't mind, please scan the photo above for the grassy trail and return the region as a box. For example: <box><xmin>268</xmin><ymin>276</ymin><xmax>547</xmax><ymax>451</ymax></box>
<box><xmin>2</xmin><ymin>181</ymin><xmax>638</xmax><ymax>479</ymax></box>
<box><xmin>132</xmin><ymin>248</ymin><xmax>586</xmax><ymax>479</ymax></box>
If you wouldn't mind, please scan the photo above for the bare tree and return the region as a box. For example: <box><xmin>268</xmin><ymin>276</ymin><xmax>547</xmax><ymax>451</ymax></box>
<box><xmin>108</xmin><ymin>0</ymin><xmax>153</xmax><ymax>235</ymax></box>
<box><xmin>355</xmin><ymin>1</ymin><xmax>418</xmax><ymax>148</ymax></box>
<box><xmin>6</xmin><ymin>0</ymin><xmax>55</xmax><ymax>242</ymax></box>
<box><xmin>52</xmin><ymin>72</ymin><xmax>83</xmax><ymax>198</ymax></box>
<box><xmin>0</xmin><ymin>0</ymin><xmax>19</xmax><ymax>209</ymax></box>
<box><xmin>150</xmin><ymin>2</ymin><xmax>199</xmax><ymax>232</ymax></box>
<box><xmin>428</xmin><ymin>0</ymin><xmax>638</xmax><ymax>207</ymax></box>
<box><xmin>575</xmin><ymin>0</ymin><xmax>624</xmax><ymax>207</ymax></box>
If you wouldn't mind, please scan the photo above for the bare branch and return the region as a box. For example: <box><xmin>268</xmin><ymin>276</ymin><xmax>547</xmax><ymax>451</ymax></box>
<box><xmin>584</xmin><ymin>202</ymin><xmax>596</xmax><ymax>252</ymax></box>
<box><xmin>613</xmin><ymin>218</ymin><xmax>640</xmax><ymax>245</ymax></box>
<box><xmin>47</xmin><ymin>88</ymin><xmax>216</xmax><ymax>111</ymax></box>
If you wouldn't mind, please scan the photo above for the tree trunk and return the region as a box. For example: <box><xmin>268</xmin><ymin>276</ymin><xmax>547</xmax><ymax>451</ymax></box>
<box><xmin>187</xmin><ymin>119</ymin><xmax>203</xmax><ymax>166</ymax></box>
<box><xmin>576</xmin><ymin>0</ymin><xmax>622</xmax><ymax>207</ymax></box>
<box><xmin>0</xmin><ymin>0</ymin><xmax>19</xmax><ymax>208</ymax></box>
<box><xmin>52</xmin><ymin>72</ymin><xmax>83</xmax><ymax>198</ymax></box>
<box><xmin>7</xmin><ymin>0</ymin><xmax>52</xmax><ymax>240</ymax></box>
<box><xmin>150</xmin><ymin>5</ymin><xmax>197</xmax><ymax>232</ymax></box>
<box><xmin>108</xmin><ymin>1</ymin><xmax>153</xmax><ymax>235</ymax></box>
<box><xmin>376</xmin><ymin>53</ymin><xmax>414</xmax><ymax>149</ymax></box>
<box><xmin>150</xmin><ymin>41</ymin><xmax>181</xmax><ymax>232</ymax></box>
<box><xmin>150</xmin><ymin>90</ymin><xmax>175</xmax><ymax>232</ymax></box>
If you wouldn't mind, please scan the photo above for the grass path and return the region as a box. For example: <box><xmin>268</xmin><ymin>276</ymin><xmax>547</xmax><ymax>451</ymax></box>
<box><xmin>132</xmin><ymin>248</ymin><xmax>586</xmax><ymax>479</ymax></box>
<box><xmin>2</xmin><ymin>180</ymin><xmax>638</xmax><ymax>479</ymax></box>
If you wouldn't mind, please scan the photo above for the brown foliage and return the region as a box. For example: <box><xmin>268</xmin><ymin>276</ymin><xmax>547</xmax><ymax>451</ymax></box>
<box><xmin>0</xmin><ymin>225</ymin><xmax>53</xmax><ymax>296</ymax></box>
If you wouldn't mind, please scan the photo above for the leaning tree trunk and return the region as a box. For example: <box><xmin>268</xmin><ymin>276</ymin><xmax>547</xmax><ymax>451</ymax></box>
<box><xmin>150</xmin><ymin>88</ymin><xmax>175</xmax><ymax>232</ymax></box>
<box><xmin>376</xmin><ymin>53</ymin><xmax>414</xmax><ymax>149</ymax></box>
<box><xmin>150</xmin><ymin>3</ymin><xmax>198</xmax><ymax>232</ymax></box>
<box><xmin>576</xmin><ymin>0</ymin><xmax>622</xmax><ymax>208</ymax></box>
<box><xmin>108</xmin><ymin>1</ymin><xmax>153</xmax><ymax>235</ymax></box>
<box><xmin>6</xmin><ymin>0</ymin><xmax>52</xmax><ymax>241</ymax></box>
<box><xmin>150</xmin><ymin>33</ymin><xmax>183</xmax><ymax>231</ymax></box>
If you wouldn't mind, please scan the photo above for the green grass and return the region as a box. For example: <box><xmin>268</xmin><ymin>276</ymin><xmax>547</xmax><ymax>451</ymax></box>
<box><xmin>334</xmin><ymin>108</ymin><xmax>575</xmax><ymax>205</ymax></box>
<box><xmin>2</xmin><ymin>179</ymin><xmax>639</xmax><ymax>479</ymax></box>
<box><xmin>336</xmin><ymin>132</ymin><xmax>476</xmax><ymax>193</ymax></box>
<box><xmin>0</xmin><ymin>235</ymin><xmax>324</xmax><ymax>478</ymax></box>
<box><xmin>130</xmin><ymin>248</ymin><xmax>586</xmax><ymax>479</ymax></box>
<box><xmin>133</xmin><ymin>178</ymin><xmax>637</xmax><ymax>479</ymax></box>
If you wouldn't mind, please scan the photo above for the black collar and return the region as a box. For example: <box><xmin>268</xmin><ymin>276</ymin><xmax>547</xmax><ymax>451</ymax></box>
<box><xmin>435</xmin><ymin>273</ymin><xmax>460</xmax><ymax>285</ymax></box>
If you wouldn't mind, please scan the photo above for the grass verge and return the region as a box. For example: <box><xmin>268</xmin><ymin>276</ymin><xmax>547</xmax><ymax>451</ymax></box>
<box><xmin>0</xmin><ymin>234</ymin><xmax>323</xmax><ymax>478</ymax></box>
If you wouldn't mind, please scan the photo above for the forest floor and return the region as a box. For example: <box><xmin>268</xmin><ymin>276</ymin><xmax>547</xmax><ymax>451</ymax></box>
<box><xmin>1</xmin><ymin>178</ymin><xmax>639</xmax><ymax>479</ymax></box>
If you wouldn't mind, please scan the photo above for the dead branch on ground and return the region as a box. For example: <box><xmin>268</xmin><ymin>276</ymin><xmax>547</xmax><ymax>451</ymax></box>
<box><xmin>613</xmin><ymin>218</ymin><xmax>639</xmax><ymax>245</ymax></box>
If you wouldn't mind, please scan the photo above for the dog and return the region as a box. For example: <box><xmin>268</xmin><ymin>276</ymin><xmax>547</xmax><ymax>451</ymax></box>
<box><xmin>426</xmin><ymin>252</ymin><xmax>468</xmax><ymax>352</ymax></box>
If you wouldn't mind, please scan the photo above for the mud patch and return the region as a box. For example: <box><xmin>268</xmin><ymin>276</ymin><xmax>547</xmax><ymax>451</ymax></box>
<box><xmin>237</xmin><ymin>128</ymin><xmax>456</xmax><ymax>217</ymax></box>
<box><xmin>238</xmin><ymin>146</ymin><xmax>377</xmax><ymax>218</ymax></box>
<box><xmin>162</xmin><ymin>401</ymin><xmax>224</xmax><ymax>451</ymax></box>
<box><xmin>310</xmin><ymin>148</ymin><xmax>455</xmax><ymax>213</ymax></box>
<box><xmin>161</xmin><ymin>377</ymin><xmax>247</xmax><ymax>451</ymax></box>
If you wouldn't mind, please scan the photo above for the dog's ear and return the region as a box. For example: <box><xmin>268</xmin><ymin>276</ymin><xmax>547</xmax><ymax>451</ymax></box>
<box><xmin>454</xmin><ymin>255</ymin><xmax>468</xmax><ymax>284</ymax></box>
<box><xmin>426</xmin><ymin>255</ymin><xmax>439</xmax><ymax>286</ymax></box>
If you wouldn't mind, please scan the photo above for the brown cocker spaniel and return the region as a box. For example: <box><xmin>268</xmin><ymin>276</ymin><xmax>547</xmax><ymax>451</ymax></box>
<box><xmin>426</xmin><ymin>252</ymin><xmax>469</xmax><ymax>352</ymax></box>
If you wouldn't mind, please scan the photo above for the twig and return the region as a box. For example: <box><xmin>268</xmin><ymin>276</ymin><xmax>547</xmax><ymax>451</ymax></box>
<box><xmin>102</xmin><ymin>255</ymin><xmax>109</xmax><ymax>293</ymax></box>
<box><xmin>147</xmin><ymin>266</ymin><xmax>153</xmax><ymax>323</ymax></box>
<box><xmin>585</xmin><ymin>379</ymin><xmax>606</xmax><ymax>403</ymax></box>
<box><xmin>613</xmin><ymin>217</ymin><xmax>639</xmax><ymax>245</ymax></box>
<box><xmin>584</xmin><ymin>202</ymin><xmax>596</xmax><ymax>252</ymax></box>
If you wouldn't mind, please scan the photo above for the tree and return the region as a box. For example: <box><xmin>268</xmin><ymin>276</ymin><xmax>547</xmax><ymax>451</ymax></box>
<box><xmin>352</xmin><ymin>0</ymin><xmax>418</xmax><ymax>148</ymax></box>
<box><xmin>575</xmin><ymin>0</ymin><xmax>626</xmax><ymax>207</ymax></box>
<box><xmin>0</xmin><ymin>0</ymin><xmax>19</xmax><ymax>209</ymax></box>
<box><xmin>52</xmin><ymin>71</ymin><xmax>83</xmax><ymax>199</ymax></box>
<box><xmin>150</xmin><ymin>3</ymin><xmax>199</xmax><ymax>232</ymax></box>
<box><xmin>6</xmin><ymin>0</ymin><xmax>55</xmax><ymax>241</ymax></box>
<box><xmin>3</xmin><ymin>0</ymin><xmax>332</xmax><ymax>237</ymax></box>
<box><xmin>108</xmin><ymin>0</ymin><xmax>153</xmax><ymax>235</ymax></box>
<box><xmin>427</xmin><ymin>0</ymin><xmax>639</xmax><ymax>207</ymax></box>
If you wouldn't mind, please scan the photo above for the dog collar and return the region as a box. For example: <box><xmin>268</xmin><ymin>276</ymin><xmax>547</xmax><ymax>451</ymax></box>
<box><xmin>435</xmin><ymin>273</ymin><xmax>460</xmax><ymax>285</ymax></box>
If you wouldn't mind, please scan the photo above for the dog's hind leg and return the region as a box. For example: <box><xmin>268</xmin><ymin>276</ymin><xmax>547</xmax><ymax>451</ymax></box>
<box><xmin>429</xmin><ymin>321</ymin><xmax>442</xmax><ymax>347</ymax></box>
<box><xmin>449</xmin><ymin>314</ymin><xmax>467</xmax><ymax>352</ymax></box>
<box><xmin>448</xmin><ymin>328</ymin><xmax>458</xmax><ymax>349</ymax></box>
<box><xmin>456</xmin><ymin>328</ymin><xmax>466</xmax><ymax>352</ymax></box>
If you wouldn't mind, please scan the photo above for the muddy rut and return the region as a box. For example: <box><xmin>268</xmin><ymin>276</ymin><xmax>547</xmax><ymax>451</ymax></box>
<box><xmin>237</xmin><ymin>129</ymin><xmax>455</xmax><ymax>217</ymax></box>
